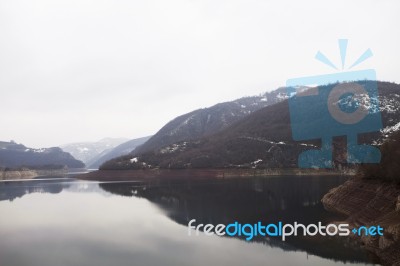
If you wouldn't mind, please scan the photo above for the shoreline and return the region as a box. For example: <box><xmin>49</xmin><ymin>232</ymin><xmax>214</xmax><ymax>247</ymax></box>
<box><xmin>76</xmin><ymin>168</ymin><xmax>354</xmax><ymax>181</ymax></box>
<box><xmin>0</xmin><ymin>168</ymin><xmax>72</xmax><ymax>181</ymax></box>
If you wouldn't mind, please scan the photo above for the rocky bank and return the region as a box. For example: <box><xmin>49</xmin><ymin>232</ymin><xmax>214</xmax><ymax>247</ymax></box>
<box><xmin>322</xmin><ymin>178</ymin><xmax>400</xmax><ymax>265</ymax></box>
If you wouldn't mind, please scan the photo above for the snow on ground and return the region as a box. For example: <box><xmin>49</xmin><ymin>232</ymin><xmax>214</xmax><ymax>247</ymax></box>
<box><xmin>77</xmin><ymin>147</ymin><xmax>89</xmax><ymax>153</ymax></box>
<box><xmin>381</xmin><ymin>121</ymin><xmax>400</xmax><ymax>136</ymax></box>
<box><xmin>159</xmin><ymin>142</ymin><xmax>187</xmax><ymax>154</ymax></box>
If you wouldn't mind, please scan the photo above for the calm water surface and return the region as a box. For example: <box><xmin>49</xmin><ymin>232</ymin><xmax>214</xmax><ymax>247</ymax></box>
<box><xmin>0</xmin><ymin>176</ymin><xmax>377</xmax><ymax>266</ymax></box>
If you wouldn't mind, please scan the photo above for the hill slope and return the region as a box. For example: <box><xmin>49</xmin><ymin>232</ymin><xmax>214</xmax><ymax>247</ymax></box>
<box><xmin>102</xmin><ymin>81</ymin><xmax>400</xmax><ymax>170</ymax></box>
<box><xmin>357</xmin><ymin>127</ymin><xmax>400</xmax><ymax>181</ymax></box>
<box><xmin>134</xmin><ymin>87</ymin><xmax>289</xmax><ymax>155</ymax></box>
<box><xmin>0</xmin><ymin>141</ymin><xmax>84</xmax><ymax>169</ymax></box>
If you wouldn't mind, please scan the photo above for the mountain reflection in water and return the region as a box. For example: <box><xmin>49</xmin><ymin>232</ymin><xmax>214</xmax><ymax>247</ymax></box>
<box><xmin>100</xmin><ymin>176</ymin><xmax>377</xmax><ymax>264</ymax></box>
<box><xmin>0</xmin><ymin>176</ymin><xmax>378</xmax><ymax>266</ymax></box>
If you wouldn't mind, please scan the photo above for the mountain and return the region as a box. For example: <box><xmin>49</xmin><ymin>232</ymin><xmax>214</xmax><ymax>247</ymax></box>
<box><xmin>357</xmin><ymin>127</ymin><xmax>400</xmax><ymax>181</ymax></box>
<box><xmin>0</xmin><ymin>141</ymin><xmax>84</xmax><ymax>169</ymax></box>
<box><xmin>87</xmin><ymin>136</ymin><xmax>152</xmax><ymax>169</ymax></box>
<box><xmin>61</xmin><ymin>138</ymin><xmax>129</xmax><ymax>166</ymax></box>
<box><xmin>101</xmin><ymin>81</ymin><xmax>400</xmax><ymax>170</ymax></box>
<box><xmin>133</xmin><ymin>87</ymin><xmax>289</xmax><ymax>155</ymax></box>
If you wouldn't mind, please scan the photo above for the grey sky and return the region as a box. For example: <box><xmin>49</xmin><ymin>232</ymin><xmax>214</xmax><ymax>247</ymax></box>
<box><xmin>1</xmin><ymin>0</ymin><xmax>399</xmax><ymax>148</ymax></box>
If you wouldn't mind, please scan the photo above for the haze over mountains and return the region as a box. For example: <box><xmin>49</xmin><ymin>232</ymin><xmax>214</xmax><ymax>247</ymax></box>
<box><xmin>87</xmin><ymin>136</ymin><xmax>152</xmax><ymax>169</ymax></box>
<box><xmin>0</xmin><ymin>136</ymin><xmax>151</xmax><ymax>171</ymax></box>
<box><xmin>101</xmin><ymin>81</ymin><xmax>400</xmax><ymax>170</ymax></box>
<box><xmin>61</xmin><ymin>138</ymin><xmax>129</xmax><ymax>166</ymax></box>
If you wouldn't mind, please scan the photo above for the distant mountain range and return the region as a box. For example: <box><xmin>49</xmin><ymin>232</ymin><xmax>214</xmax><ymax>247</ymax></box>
<box><xmin>0</xmin><ymin>141</ymin><xmax>84</xmax><ymax>169</ymax></box>
<box><xmin>101</xmin><ymin>81</ymin><xmax>400</xmax><ymax>170</ymax></box>
<box><xmin>87</xmin><ymin>136</ymin><xmax>152</xmax><ymax>169</ymax></box>
<box><xmin>0</xmin><ymin>136</ymin><xmax>151</xmax><ymax>171</ymax></box>
<box><xmin>61</xmin><ymin>138</ymin><xmax>129</xmax><ymax>166</ymax></box>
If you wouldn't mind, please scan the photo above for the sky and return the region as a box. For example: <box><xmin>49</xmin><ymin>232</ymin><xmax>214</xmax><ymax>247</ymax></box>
<box><xmin>0</xmin><ymin>0</ymin><xmax>399</xmax><ymax>148</ymax></box>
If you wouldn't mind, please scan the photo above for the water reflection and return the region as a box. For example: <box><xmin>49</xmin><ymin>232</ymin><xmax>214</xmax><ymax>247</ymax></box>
<box><xmin>100</xmin><ymin>176</ymin><xmax>377</xmax><ymax>264</ymax></box>
<box><xmin>0</xmin><ymin>177</ymin><xmax>71</xmax><ymax>201</ymax></box>
<box><xmin>0</xmin><ymin>177</ymin><xmax>377</xmax><ymax>266</ymax></box>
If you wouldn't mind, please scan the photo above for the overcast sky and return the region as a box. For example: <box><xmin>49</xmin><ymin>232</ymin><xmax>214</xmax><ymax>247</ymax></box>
<box><xmin>1</xmin><ymin>0</ymin><xmax>399</xmax><ymax>148</ymax></box>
